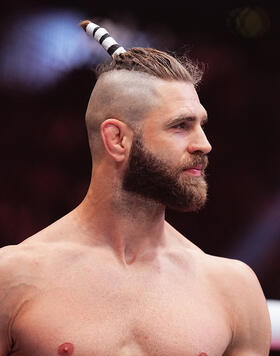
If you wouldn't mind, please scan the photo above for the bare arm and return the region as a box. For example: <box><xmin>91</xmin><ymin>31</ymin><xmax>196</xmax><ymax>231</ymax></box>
<box><xmin>224</xmin><ymin>260</ymin><xmax>271</xmax><ymax>356</ymax></box>
<box><xmin>0</xmin><ymin>245</ymin><xmax>30</xmax><ymax>356</ymax></box>
<box><xmin>0</xmin><ymin>246</ymin><xmax>15</xmax><ymax>356</ymax></box>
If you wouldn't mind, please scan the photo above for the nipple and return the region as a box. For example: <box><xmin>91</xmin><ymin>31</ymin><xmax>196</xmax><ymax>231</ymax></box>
<box><xmin>58</xmin><ymin>342</ymin><xmax>74</xmax><ymax>355</ymax></box>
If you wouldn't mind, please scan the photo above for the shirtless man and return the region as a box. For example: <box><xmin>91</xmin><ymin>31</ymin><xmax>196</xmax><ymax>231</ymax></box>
<box><xmin>0</xmin><ymin>47</ymin><xmax>271</xmax><ymax>355</ymax></box>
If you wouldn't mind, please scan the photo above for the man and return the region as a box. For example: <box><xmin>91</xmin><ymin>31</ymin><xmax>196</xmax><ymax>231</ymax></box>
<box><xmin>0</xmin><ymin>47</ymin><xmax>271</xmax><ymax>355</ymax></box>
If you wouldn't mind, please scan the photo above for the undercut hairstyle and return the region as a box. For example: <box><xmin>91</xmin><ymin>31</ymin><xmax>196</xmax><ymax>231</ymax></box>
<box><xmin>96</xmin><ymin>47</ymin><xmax>203</xmax><ymax>87</ymax></box>
<box><xmin>86</xmin><ymin>47</ymin><xmax>203</xmax><ymax>162</ymax></box>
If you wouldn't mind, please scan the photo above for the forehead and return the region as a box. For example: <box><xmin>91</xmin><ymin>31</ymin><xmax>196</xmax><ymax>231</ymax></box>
<box><xmin>144</xmin><ymin>80</ymin><xmax>207</xmax><ymax>126</ymax></box>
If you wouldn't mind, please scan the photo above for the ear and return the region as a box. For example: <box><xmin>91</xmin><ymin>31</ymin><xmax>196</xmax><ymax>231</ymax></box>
<box><xmin>100</xmin><ymin>119</ymin><xmax>132</xmax><ymax>162</ymax></box>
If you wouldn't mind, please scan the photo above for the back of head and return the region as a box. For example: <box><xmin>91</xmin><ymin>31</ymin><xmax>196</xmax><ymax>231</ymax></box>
<box><xmin>85</xmin><ymin>47</ymin><xmax>203</xmax><ymax>161</ymax></box>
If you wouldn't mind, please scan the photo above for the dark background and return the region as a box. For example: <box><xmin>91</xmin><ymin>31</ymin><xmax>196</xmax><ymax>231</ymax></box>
<box><xmin>1</xmin><ymin>0</ymin><xmax>279</xmax><ymax>354</ymax></box>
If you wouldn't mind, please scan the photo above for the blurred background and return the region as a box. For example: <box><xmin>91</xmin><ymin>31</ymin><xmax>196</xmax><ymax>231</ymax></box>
<box><xmin>0</xmin><ymin>0</ymin><xmax>279</xmax><ymax>353</ymax></box>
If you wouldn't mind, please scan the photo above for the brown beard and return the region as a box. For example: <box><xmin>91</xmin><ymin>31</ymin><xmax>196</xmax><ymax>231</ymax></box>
<box><xmin>122</xmin><ymin>133</ymin><xmax>209</xmax><ymax>212</ymax></box>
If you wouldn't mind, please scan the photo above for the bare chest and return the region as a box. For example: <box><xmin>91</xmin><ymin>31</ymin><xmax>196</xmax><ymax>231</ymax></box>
<box><xmin>11</xmin><ymin>265</ymin><xmax>232</xmax><ymax>356</ymax></box>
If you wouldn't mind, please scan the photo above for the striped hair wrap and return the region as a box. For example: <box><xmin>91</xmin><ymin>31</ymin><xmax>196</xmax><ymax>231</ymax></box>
<box><xmin>80</xmin><ymin>20</ymin><xmax>126</xmax><ymax>58</ymax></box>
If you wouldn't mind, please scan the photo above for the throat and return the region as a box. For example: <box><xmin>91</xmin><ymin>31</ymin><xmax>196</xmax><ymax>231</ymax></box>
<box><xmin>121</xmin><ymin>239</ymin><xmax>163</xmax><ymax>266</ymax></box>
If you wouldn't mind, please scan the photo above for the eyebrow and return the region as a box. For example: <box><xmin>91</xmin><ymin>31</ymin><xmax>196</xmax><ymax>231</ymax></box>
<box><xmin>166</xmin><ymin>113</ymin><xmax>208</xmax><ymax>127</ymax></box>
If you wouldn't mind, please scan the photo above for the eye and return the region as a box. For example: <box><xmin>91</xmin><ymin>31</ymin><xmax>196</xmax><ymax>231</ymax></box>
<box><xmin>173</xmin><ymin>122</ymin><xmax>187</xmax><ymax>129</ymax></box>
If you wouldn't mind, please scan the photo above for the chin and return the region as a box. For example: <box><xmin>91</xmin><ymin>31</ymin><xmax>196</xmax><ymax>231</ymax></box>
<box><xmin>167</xmin><ymin>190</ymin><xmax>208</xmax><ymax>213</ymax></box>
<box><xmin>167</xmin><ymin>202</ymin><xmax>207</xmax><ymax>213</ymax></box>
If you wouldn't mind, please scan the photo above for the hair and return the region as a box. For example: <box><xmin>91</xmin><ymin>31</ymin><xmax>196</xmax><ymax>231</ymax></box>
<box><xmin>96</xmin><ymin>47</ymin><xmax>204</xmax><ymax>87</ymax></box>
<box><xmin>86</xmin><ymin>47</ymin><xmax>203</xmax><ymax>162</ymax></box>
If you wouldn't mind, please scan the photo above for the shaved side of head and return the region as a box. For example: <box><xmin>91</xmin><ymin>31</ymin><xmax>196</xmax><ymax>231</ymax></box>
<box><xmin>85</xmin><ymin>70</ymin><xmax>161</xmax><ymax>161</ymax></box>
<box><xmin>85</xmin><ymin>47</ymin><xmax>203</xmax><ymax>162</ymax></box>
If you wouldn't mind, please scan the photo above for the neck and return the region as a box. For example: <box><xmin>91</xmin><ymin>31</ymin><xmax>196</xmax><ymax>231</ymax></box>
<box><xmin>74</xmin><ymin>173</ymin><xmax>167</xmax><ymax>266</ymax></box>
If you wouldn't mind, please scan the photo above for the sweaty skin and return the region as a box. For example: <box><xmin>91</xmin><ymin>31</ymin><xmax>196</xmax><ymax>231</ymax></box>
<box><xmin>0</xmin><ymin>75</ymin><xmax>271</xmax><ymax>356</ymax></box>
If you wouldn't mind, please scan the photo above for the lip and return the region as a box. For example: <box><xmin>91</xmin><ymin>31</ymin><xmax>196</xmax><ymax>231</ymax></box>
<box><xmin>184</xmin><ymin>166</ymin><xmax>203</xmax><ymax>177</ymax></box>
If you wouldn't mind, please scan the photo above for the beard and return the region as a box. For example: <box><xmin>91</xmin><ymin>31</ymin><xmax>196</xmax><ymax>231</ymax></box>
<box><xmin>122</xmin><ymin>133</ymin><xmax>209</xmax><ymax>212</ymax></box>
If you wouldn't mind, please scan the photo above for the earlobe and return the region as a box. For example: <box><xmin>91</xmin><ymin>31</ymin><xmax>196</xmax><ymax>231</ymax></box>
<box><xmin>101</xmin><ymin>119</ymin><xmax>128</xmax><ymax>162</ymax></box>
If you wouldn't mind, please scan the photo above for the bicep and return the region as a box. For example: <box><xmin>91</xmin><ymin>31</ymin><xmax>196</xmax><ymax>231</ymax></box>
<box><xmin>224</xmin><ymin>260</ymin><xmax>271</xmax><ymax>355</ymax></box>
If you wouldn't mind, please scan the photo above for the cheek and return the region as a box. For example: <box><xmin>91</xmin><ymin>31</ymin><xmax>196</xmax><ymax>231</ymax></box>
<box><xmin>144</xmin><ymin>129</ymin><xmax>186</xmax><ymax>150</ymax></box>
<box><xmin>172</xmin><ymin>132</ymin><xmax>190</xmax><ymax>149</ymax></box>
<box><xmin>154</xmin><ymin>135</ymin><xmax>190</xmax><ymax>163</ymax></box>
<box><xmin>142</xmin><ymin>125</ymin><xmax>190</xmax><ymax>163</ymax></box>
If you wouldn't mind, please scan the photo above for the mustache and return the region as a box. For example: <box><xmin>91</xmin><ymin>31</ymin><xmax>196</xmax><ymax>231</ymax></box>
<box><xmin>182</xmin><ymin>155</ymin><xmax>209</xmax><ymax>170</ymax></box>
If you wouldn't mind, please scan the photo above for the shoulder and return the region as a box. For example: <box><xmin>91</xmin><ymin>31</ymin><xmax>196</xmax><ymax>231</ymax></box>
<box><xmin>0</xmin><ymin>239</ymin><xmax>46</xmax><ymax>272</ymax></box>
<box><xmin>0</xmin><ymin>237</ymin><xmax>57</xmax><ymax>300</ymax></box>
<box><xmin>0</xmin><ymin>244</ymin><xmax>37</xmax><ymax>353</ymax></box>
<box><xmin>204</xmin><ymin>255</ymin><xmax>267</xmax><ymax>318</ymax></box>
<box><xmin>205</xmin><ymin>256</ymin><xmax>267</xmax><ymax>311</ymax></box>
<box><xmin>205</xmin><ymin>255</ymin><xmax>271</xmax><ymax>355</ymax></box>
<box><xmin>166</xmin><ymin>226</ymin><xmax>271</xmax><ymax>355</ymax></box>
<box><xmin>0</xmin><ymin>239</ymin><xmax>54</xmax><ymax>301</ymax></box>
<box><xmin>0</xmin><ymin>243</ymin><xmax>42</xmax><ymax>289</ymax></box>
<box><xmin>0</xmin><ymin>244</ymin><xmax>28</xmax><ymax>278</ymax></box>
<box><xmin>0</xmin><ymin>238</ymin><xmax>57</xmax><ymax>354</ymax></box>
<box><xmin>205</xmin><ymin>255</ymin><xmax>262</xmax><ymax>291</ymax></box>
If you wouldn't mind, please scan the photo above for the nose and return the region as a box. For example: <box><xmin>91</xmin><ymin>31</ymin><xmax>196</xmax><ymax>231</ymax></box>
<box><xmin>187</xmin><ymin>126</ymin><xmax>212</xmax><ymax>155</ymax></box>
